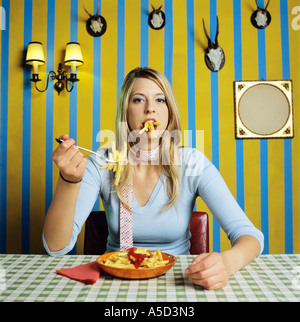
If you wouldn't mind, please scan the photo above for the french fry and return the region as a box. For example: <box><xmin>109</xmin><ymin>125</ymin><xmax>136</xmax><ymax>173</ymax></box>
<box><xmin>100</xmin><ymin>141</ymin><xmax>128</xmax><ymax>186</ymax></box>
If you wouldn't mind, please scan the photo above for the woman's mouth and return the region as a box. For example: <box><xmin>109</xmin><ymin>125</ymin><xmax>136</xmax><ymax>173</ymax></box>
<box><xmin>139</xmin><ymin>120</ymin><xmax>161</xmax><ymax>135</ymax></box>
<box><xmin>140</xmin><ymin>119</ymin><xmax>158</xmax><ymax>130</ymax></box>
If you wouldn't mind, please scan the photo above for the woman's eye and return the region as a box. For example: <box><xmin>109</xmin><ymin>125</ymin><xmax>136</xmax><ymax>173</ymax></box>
<box><xmin>157</xmin><ymin>97</ymin><xmax>166</xmax><ymax>103</ymax></box>
<box><xmin>133</xmin><ymin>97</ymin><xmax>144</xmax><ymax>103</ymax></box>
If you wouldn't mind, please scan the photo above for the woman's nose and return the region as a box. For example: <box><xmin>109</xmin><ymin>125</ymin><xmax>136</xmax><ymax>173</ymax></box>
<box><xmin>145</xmin><ymin>101</ymin><xmax>155</xmax><ymax>113</ymax></box>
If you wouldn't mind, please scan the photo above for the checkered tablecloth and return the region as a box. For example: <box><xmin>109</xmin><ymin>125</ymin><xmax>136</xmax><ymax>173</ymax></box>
<box><xmin>0</xmin><ymin>254</ymin><xmax>299</xmax><ymax>302</ymax></box>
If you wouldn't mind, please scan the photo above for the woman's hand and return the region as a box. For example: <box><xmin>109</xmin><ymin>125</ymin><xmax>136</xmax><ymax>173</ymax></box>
<box><xmin>185</xmin><ymin>252</ymin><xmax>230</xmax><ymax>290</ymax></box>
<box><xmin>185</xmin><ymin>236</ymin><xmax>261</xmax><ymax>290</ymax></box>
<box><xmin>52</xmin><ymin>134</ymin><xmax>87</xmax><ymax>182</ymax></box>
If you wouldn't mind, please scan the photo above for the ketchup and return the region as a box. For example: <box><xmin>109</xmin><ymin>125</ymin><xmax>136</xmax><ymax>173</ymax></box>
<box><xmin>127</xmin><ymin>247</ymin><xmax>150</xmax><ymax>269</ymax></box>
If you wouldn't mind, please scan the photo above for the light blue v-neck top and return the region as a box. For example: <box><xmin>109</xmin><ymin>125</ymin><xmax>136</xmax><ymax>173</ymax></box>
<box><xmin>43</xmin><ymin>147</ymin><xmax>264</xmax><ymax>256</ymax></box>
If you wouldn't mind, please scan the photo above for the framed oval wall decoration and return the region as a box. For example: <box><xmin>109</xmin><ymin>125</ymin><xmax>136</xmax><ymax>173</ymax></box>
<box><xmin>234</xmin><ymin>80</ymin><xmax>294</xmax><ymax>139</ymax></box>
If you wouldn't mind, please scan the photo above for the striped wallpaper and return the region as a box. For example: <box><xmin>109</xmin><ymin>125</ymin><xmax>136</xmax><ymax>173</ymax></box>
<box><xmin>0</xmin><ymin>0</ymin><xmax>299</xmax><ymax>255</ymax></box>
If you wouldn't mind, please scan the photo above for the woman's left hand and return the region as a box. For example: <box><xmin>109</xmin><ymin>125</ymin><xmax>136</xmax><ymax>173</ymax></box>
<box><xmin>185</xmin><ymin>252</ymin><xmax>230</xmax><ymax>290</ymax></box>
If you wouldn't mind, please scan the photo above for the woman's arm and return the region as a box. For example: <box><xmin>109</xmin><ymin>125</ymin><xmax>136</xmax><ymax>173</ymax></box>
<box><xmin>183</xmin><ymin>149</ymin><xmax>264</xmax><ymax>289</ymax></box>
<box><xmin>185</xmin><ymin>235</ymin><xmax>261</xmax><ymax>290</ymax></box>
<box><xmin>43</xmin><ymin>177</ymin><xmax>83</xmax><ymax>252</ymax></box>
<box><xmin>43</xmin><ymin>135</ymin><xmax>87</xmax><ymax>253</ymax></box>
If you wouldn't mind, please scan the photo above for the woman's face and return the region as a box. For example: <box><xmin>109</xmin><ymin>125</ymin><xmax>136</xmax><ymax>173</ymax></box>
<box><xmin>127</xmin><ymin>77</ymin><xmax>169</xmax><ymax>141</ymax></box>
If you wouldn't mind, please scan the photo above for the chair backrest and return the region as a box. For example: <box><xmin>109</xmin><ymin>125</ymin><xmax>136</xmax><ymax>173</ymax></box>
<box><xmin>84</xmin><ymin>211</ymin><xmax>209</xmax><ymax>255</ymax></box>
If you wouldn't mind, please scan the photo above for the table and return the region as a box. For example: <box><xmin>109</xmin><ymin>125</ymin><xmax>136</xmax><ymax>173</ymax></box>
<box><xmin>0</xmin><ymin>254</ymin><xmax>299</xmax><ymax>302</ymax></box>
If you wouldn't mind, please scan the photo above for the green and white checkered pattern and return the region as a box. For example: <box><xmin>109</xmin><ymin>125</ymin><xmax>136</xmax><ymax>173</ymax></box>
<box><xmin>0</xmin><ymin>254</ymin><xmax>299</xmax><ymax>302</ymax></box>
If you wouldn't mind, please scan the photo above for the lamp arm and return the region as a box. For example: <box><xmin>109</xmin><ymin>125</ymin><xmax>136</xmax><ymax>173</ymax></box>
<box><xmin>65</xmin><ymin>78</ymin><xmax>75</xmax><ymax>93</ymax></box>
<box><xmin>34</xmin><ymin>71</ymin><xmax>56</xmax><ymax>92</ymax></box>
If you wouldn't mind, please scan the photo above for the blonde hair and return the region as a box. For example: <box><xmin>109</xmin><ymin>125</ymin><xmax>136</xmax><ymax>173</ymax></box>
<box><xmin>115</xmin><ymin>67</ymin><xmax>181</xmax><ymax>211</ymax></box>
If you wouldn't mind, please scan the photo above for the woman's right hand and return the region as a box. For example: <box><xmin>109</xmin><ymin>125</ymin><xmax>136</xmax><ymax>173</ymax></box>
<box><xmin>52</xmin><ymin>134</ymin><xmax>88</xmax><ymax>182</ymax></box>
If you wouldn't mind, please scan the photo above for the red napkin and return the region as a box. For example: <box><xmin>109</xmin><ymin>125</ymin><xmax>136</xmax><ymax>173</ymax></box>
<box><xmin>56</xmin><ymin>261</ymin><xmax>100</xmax><ymax>284</ymax></box>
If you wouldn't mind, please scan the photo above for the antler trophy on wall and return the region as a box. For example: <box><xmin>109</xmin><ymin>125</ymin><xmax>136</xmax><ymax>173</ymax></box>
<box><xmin>251</xmin><ymin>0</ymin><xmax>271</xmax><ymax>29</ymax></box>
<box><xmin>202</xmin><ymin>17</ymin><xmax>225</xmax><ymax>72</ymax></box>
<box><xmin>83</xmin><ymin>2</ymin><xmax>107</xmax><ymax>37</ymax></box>
<box><xmin>148</xmin><ymin>4</ymin><xmax>166</xmax><ymax>30</ymax></box>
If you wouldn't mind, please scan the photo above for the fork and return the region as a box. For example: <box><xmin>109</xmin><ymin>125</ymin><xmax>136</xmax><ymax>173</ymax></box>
<box><xmin>55</xmin><ymin>138</ymin><xmax>118</xmax><ymax>163</ymax></box>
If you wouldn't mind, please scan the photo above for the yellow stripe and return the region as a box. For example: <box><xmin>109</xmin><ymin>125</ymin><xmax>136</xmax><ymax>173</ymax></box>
<box><xmin>77</xmin><ymin>0</ymin><xmax>93</xmax><ymax>151</ymax></box>
<box><xmin>98</xmin><ymin>0</ymin><xmax>119</xmax><ymax>226</ymax></box>
<box><xmin>265</xmin><ymin>1</ymin><xmax>285</xmax><ymax>254</ymax></box>
<box><xmin>172</xmin><ymin>0</ymin><xmax>187</xmax><ymax>134</ymax></box>
<box><xmin>100</xmin><ymin>0</ymin><xmax>118</xmax><ymax>134</ymax></box>
<box><xmin>241</xmin><ymin>1</ymin><xmax>261</xmax><ymax>233</ymax></box>
<box><xmin>289</xmin><ymin>0</ymin><xmax>300</xmax><ymax>253</ymax></box>
<box><xmin>194</xmin><ymin>0</ymin><xmax>211</xmax><ymax>160</ymax></box>
<box><xmin>76</xmin><ymin>0</ymin><xmax>94</xmax><ymax>255</ymax></box>
<box><xmin>194</xmin><ymin>0</ymin><xmax>212</xmax><ymax>250</ymax></box>
<box><xmin>148</xmin><ymin>0</ymin><xmax>164</xmax><ymax>72</ymax></box>
<box><xmin>125</xmin><ymin>0</ymin><xmax>140</xmax><ymax>73</ymax></box>
<box><xmin>30</xmin><ymin>0</ymin><xmax>47</xmax><ymax>254</ymax></box>
<box><xmin>218</xmin><ymin>0</ymin><xmax>236</xmax><ymax>252</ymax></box>
<box><xmin>52</xmin><ymin>0</ymin><xmax>71</xmax><ymax>190</ymax></box>
<box><xmin>6</xmin><ymin>0</ymin><xmax>24</xmax><ymax>253</ymax></box>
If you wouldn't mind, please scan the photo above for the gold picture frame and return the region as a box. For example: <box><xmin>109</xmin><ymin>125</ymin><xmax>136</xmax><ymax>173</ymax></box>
<box><xmin>234</xmin><ymin>80</ymin><xmax>294</xmax><ymax>139</ymax></box>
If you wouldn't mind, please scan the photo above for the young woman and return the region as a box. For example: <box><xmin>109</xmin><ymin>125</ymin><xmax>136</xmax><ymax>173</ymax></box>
<box><xmin>43</xmin><ymin>67</ymin><xmax>263</xmax><ymax>290</ymax></box>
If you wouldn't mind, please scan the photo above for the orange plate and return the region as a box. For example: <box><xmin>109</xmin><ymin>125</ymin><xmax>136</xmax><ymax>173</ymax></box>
<box><xmin>97</xmin><ymin>251</ymin><xmax>177</xmax><ymax>280</ymax></box>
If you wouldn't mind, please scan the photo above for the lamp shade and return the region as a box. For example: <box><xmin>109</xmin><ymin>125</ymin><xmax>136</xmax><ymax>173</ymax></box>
<box><xmin>26</xmin><ymin>42</ymin><xmax>45</xmax><ymax>65</ymax></box>
<box><xmin>64</xmin><ymin>42</ymin><xmax>83</xmax><ymax>67</ymax></box>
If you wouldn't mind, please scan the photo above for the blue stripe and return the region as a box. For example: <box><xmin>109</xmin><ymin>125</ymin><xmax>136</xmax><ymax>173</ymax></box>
<box><xmin>257</xmin><ymin>0</ymin><xmax>266</xmax><ymax>80</ymax></box>
<box><xmin>45</xmin><ymin>0</ymin><xmax>55</xmax><ymax>214</ymax></box>
<box><xmin>68</xmin><ymin>0</ymin><xmax>79</xmax><ymax>255</ymax></box>
<box><xmin>257</xmin><ymin>0</ymin><xmax>269</xmax><ymax>254</ymax></box>
<box><xmin>233</xmin><ymin>0</ymin><xmax>242</xmax><ymax>81</ymax></box>
<box><xmin>210</xmin><ymin>0</ymin><xmax>220</xmax><ymax>253</ymax></box>
<box><xmin>260</xmin><ymin>139</ymin><xmax>269</xmax><ymax>254</ymax></box>
<box><xmin>233</xmin><ymin>0</ymin><xmax>245</xmax><ymax>210</ymax></box>
<box><xmin>164</xmin><ymin>0</ymin><xmax>173</xmax><ymax>85</ymax></box>
<box><xmin>280</xmin><ymin>0</ymin><xmax>290</xmax><ymax>80</ymax></box>
<box><xmin>117</xmin><ymin>0</ymin><xmax>125</xmax><ymax>98</ymax></box>
<box><xmin>69</xmin><ymin>0</ymin><xmax>78</xmax><ymax>140</ymax></box>
<box><xmin>257</xmin><ymin>32</ymin><xmax>266</xmax><ymax>80</ymax></box>
<box><xmin>140</xmin><ymin>0</ymin><xmax>148</xmax><ymax>67</ymax></box>
<box><xmin>187</xmin><ymin>0</ymin><xmax>195</xmax><ymax>148</ymax></box>
<box><xmin>186</xmin><ymin>0</ymin><xmax>196</xmax><ymax>212</ymax></box>
<box><xmin>0</xmin><ymin>0</ymin><xmax>10</xmax><ymax>254</ymax></box>
<box><xmin>22</xmin><ymin>0</ymin><xmax>33</xmax><ymax>254</ymax></box>
<box><xmin>235</xmin><ymin>140</ymin><xmax>245</xmax><ymax>210</ymax></box>
<box><xmin>284</xmin><ymin>139</ymin><xmax>293</xmax><ymax>253</ymax></box>
<box><xmin>280</xmin><ymin>0</ymin><xmax>293</xmax><ymax>254</ymax></box>
<box><xmin>210</xmin><ymin>1</ymin><xmax>219</xmax><ymax>171</ymax></box>
<box><xmin>211</xmin><ymin>72</ymin><xmax>220</xmax><ymax>253</ymax></box>
<box><xmin>93</xmin><ymin>0</ymin><xmax>101</xmax><ymax>211</ymax></box>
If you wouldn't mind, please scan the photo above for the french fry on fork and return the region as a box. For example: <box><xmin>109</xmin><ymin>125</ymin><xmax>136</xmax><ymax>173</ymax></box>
<box><xmin>100</xmin><ymin>141</ymin><xmax>128</xmax><ymax>186</ymax></box>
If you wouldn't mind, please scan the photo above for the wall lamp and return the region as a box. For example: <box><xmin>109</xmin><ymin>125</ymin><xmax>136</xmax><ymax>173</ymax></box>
<box><xmin>26</xmin><ymin>41</ymin><xmax>83</xmax><ymax>95</ymax></box>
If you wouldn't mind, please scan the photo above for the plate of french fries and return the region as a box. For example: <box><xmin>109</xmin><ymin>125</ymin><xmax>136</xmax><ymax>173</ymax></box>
<box><xmin>97</xmin><ymin>247</ymin><xmax>177</xmax><ymax>279</ymax></box>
